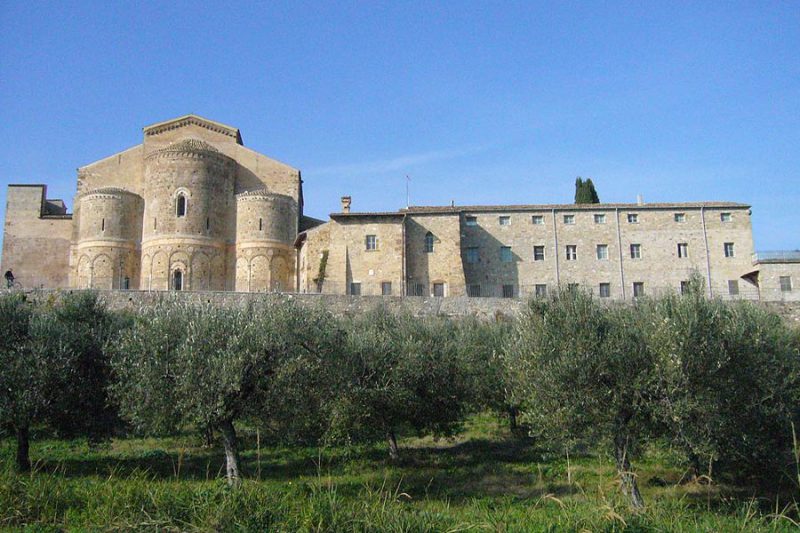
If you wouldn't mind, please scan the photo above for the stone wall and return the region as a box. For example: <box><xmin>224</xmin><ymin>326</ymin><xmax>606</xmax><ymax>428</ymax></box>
<box><xmin>456</xmin><ymin>205</ymin><xmax>756</xmax><ymax>299</ymax></box>
<box><xmin>1</xmin><ymin>186</ymin><xmax>72</xmax><ymax>288</ymax></box>
<box><xmin>7</xmin><ymin>289</ymin><xmax>800</xmax><ymax>327</ymax></box>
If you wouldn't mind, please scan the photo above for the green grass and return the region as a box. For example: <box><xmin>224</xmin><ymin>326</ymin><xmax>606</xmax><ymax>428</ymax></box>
<box><xmin>1</xmin><ymin>415</ymin><xmax>798</xmax><ymax>531</ymax></box>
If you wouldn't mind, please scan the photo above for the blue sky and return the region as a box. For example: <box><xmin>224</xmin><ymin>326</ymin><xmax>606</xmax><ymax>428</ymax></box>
<box><xmin>1</xmin><ymin>1</ymin><xmax>798</xmax><ymax>250</ymax></box>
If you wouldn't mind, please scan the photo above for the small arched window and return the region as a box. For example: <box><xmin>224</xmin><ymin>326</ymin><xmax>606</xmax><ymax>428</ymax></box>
<box><xmin>176</xmin><ymin>194</ymin><xmax>187</xmax><ymax>217</ymax></box>
<box><xmin>424</xmin><ymin>232</ymin><xmax>434</xmax><ymax>253</ymax></box>
<box><xmin>173</xmin><ymin>270</ymin><xmax>183</xmax><ymax>291</ymax></box>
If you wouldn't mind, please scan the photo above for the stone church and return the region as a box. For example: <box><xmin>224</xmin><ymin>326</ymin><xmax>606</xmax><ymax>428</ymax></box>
<box><xmin>2</xmin><ymin>114</ymin><xmax>797</xmax><ymax>301</ymax></box>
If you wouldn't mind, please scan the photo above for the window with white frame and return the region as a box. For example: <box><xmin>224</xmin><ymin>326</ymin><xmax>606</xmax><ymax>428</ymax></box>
<box><xmin>630</xmin><ymin>243</ymin><xmax>642</xmax><ymax>259</ymax></box>
<box><xmin>531</xmin><ymin>215</ymin><xmax>545</xmax><ymax>225</ymax></box>
<box><xmin>594</xmin><ymin>214</ymin><xmax>606</xmax><ymax>224</ymax></box>
<box><xmin>627</xmin><ymin>213</ymin><xmax>639</xmax><ymax>224</ymax></box>
<box><xmin>780</xmin><ymin>276</ymin><xmax>792</xmax><ymax>292</ymax></box>
<box><xmin>365</xmin><ymin>234</ymin><xmax>377</xmax><ymax>251</ymax></box>
<box><xmin>563</xmin><ymin>214</ymin><xmax>575</xmax><ymax>224</ymax></box>
<box><xmin>566</xmin><ymin>245</ymin><xmax>577</xmax><ymax>261</ymax></box>
<box><xmin>677</xmin><ymin>242</ymin><xmax>688</xmax><ymax>258</ymax></box>
<box><xmin>465</xmin><ymin>215</ymin><xmax>478</xmax><ymax>226</ymax></box>
<box><xmin>466</xmin><ymin>247</ymin><xmax>479</xmax><ymax>264</ymax></box>
<box><xmin>381</xmin><ymin>282</ymin><xmax>392</xmax><ymax>296</ymax></box>
<box><xmin>535</xmin><ymin>284</ymin><xmax>547</xmax><ymax>298</ymax></box>
<box><xmin>533</xmin><ymin>245</ymin><xmax>545</xmax><ymax>261</ymax></box>
<box><xmin>350</xmin><ymin>282</ymin><xmax>361</xmax><ymax>295</ymax></box>
<box><xmin>674</xmin><ymin>213</ymin><xmax>686</xmax><ymax>222</ymax></box>
<box><xmin>720</xmin><ymin>212</ymin><xmax>732</xmax><ymax>222</ymax></box>
<box><xmin>499</xmin><ymin>215</ymin><xmax>511</xmax><ymax>226</ymax></box>
<box><xmin>724</xmin><ymin>242</ymin><xmax>735</xmax><ymax>258</ymax></box>
<box><xmin>596</xmin><ymin>244</ymin><xmax>608</xmax><ymax>260</ymax></box>
<box><xmin>500</xmin><ymin>246</ymin><xmax>513</xmax><ymax>263</ymax></box>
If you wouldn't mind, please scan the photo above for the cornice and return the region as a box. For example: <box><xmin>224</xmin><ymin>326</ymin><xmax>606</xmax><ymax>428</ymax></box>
<box><xmin>143</xmin><ymin>115</ymin><xmax>242</xmax><ymax>144</ymax></box>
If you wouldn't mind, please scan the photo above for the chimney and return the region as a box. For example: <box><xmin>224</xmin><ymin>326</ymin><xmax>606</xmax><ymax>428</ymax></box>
<box><xmin>341</xmin><ymin>196</ymin><xmax>352</xmax><ymax>213</ymax></box>
<box><xmin>636</xmin><ymin>194</ymin><xmax>644</xmax><ymax>206</ymax></box>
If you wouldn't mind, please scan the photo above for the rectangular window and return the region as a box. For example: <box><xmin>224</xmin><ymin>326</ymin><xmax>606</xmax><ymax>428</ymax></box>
<box><xmin>500</xmin><ymin>246</ymin><xmax>513</xmax><ymax>263</ymax></box>
<box><xmin>677</xmin><ymin>242</ymin><xmax>688</xmax><ymax>258</ymax></box>
<box><xmin>466</xmin><ymin>247</ymin><xmax>479</xmax><ymax>264</ymax></box>
<box><xmin>567</xmin><ymin>283</ymin><xmax>579</xmax><ymax>292</ymax></box>
<box><xmin>533</xmin><ymin>245</ymin><xmax>545</xmax><ymax>261</ymax></box>
<box><xmin>724</xmin><ymin>242</ymin><xmax>735</xmax><ymax>258</ymax></box>
<box><xmin>728</xmin><ymin>280</ymin><xmax>739</xmax><ymax>296</ymax></box>
<box><xmin>433</xmin><ymin>282</ymin><xmax>445</xmax><ymax>297</ymax></box>
<box><xmin>502</xmin><ymin>284</ymin><xmax>514</xmax><ymax>298</ymax></box>
<box><xmin>780</xmin><ymin>276</ymin><xmax>792</xmax><ymax>292</ymax></box>
<box><xmin>720</xmin><ymin>212</ymin><xmax>732</xmax><ymax>222</ymax></box>
<box><xmin>596</xmin><ymin>244</ymin><xmax>608</xmax><ymax>260</ymax></box>
<box><xmin>599</xmin><ymin>283</ymin><xmax>611</xmax><ymax>298</ymax></box>
<box><xmin>565</xmin><ymin>245</ymin><xmax>577</xmax><ymax>261</ymax></box>
<box><xmin>365</xmin><ymin>234</ymin><xmax>377</xmax><ymax>251</ymax></box>
<box><xmin>594</xmin><ymin>214</ymin><xmax>606</xmax><ymax>224</ymax></box>
<box><xmin>468</xmin><ymin>284</ymin><xmax>481</xmax><ymax>297</ymax></box>
<box><xmin>531</xmin><ymin>215</ymin><xmax>545</xmax><ymax>225</ymax></box>
<box><xmin>563</xmin><ymin>214</ymin><xmax>575</xmax><ymax>225</ymax></box>
<box><xmin>381</xmin><ymin>282</ymin><xmax>392</xmax><ymax>296</ymax></box>
<box><xmin>633</xmin><ymin>282</ymin><xmax>645</xmax><ymax>298</ymax></box>
<box><xmin>465</xmin><ymin>215</ymin><xmax>478</xmax><ymax>226</ymax></box>
<box><xmin>411</xmin><ymin>283</ymin><xmax>426</xmax><ymax>297</ymax></box>
<box><xmin>499</xmin><ymin>215</ymin><xmax>511</xmax><ymax>226</ymax></box>
<box><xmin>350</xmin><ymin>282</ymin><xmax>361</xmax><ymax>296</ymax></box>
<box><xmin>630</xmin><ymin>244</ymin><xmax>642</xmax><ymax>259</ymax></box>
<box><xmin>674</xmin><ymin>213</ymin><xmax>686</xmax><ymax>222</ymax></box>
<box><xmin>680</xmin><ymin>281</ymin><xmax>690</xmax><ymax>295</ymax></box>
<box><xmin>627</xmin><ymin>213</ymin><xmax>639</xmax><ymax>224</ymax></box>
<box><xmin>535</xmin><ymin>284</ymin><xmax>548</xmax><ymax>298</ymax></box>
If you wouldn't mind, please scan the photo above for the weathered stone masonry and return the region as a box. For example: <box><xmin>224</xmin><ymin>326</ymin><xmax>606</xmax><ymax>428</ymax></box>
<box><xmin>2</xmin><ymin>114</ymin><xmax>797</xmax><ymax>302</ymax></box>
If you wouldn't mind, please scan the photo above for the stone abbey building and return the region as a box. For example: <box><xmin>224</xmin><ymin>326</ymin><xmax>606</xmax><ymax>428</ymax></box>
<box><xmin>2</xmin><ymin>114</ymin><xmax>798</xmax><ymax>301</ymax></box>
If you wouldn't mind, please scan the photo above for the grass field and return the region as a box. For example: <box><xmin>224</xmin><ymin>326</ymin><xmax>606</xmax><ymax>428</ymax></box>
<box><xmin>2</xmin><ymin>415</ymin><xmax>798</xmax><ymax>532</ymax></box>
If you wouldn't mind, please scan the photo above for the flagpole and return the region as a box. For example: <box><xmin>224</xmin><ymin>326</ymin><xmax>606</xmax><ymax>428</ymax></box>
<box><xmin>406</xmin><ymin>175</ymin><xmax>410</xmax><ymax>208</ymax></box>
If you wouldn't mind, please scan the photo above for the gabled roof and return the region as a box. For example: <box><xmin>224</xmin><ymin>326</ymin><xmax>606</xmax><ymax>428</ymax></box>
<box><xmin>143</xmin><ymin>114</ymin><xmax>243</xmax><ymax>144</ymax></box>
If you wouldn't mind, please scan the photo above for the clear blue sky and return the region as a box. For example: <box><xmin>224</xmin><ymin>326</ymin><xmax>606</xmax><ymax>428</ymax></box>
<box><xmin>1</xmin><ymin>1</ymin><xmax>798</xmax><ymax>251</ymax></box>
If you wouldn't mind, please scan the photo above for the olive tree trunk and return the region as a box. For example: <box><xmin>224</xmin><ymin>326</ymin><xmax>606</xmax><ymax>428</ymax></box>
<box><xmin>386</xmin><ymin>430</ymin><xmax>400</xmax><ymax>461</ymax></box>
<box><xmin>614</xmin><ymin>432</ymin><xmax>644</xmax><ymax>508</ymax></box>
<box><xmin>219</xmin><ymin>419</ymin><xmax>241</xmax><ymax>486</ymax></box>
<box><xmin>16</xmin><ymin>425</ymin><xmax>31</xmax><ymax>473</ymax></box>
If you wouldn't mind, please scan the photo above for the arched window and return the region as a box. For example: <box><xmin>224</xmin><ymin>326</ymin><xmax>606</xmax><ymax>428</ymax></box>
<box><xmin>176</xmin><ymin>194</ymin><xmax>187</xmax><ymax>217</ymax></box>
<box><xmin>424</xmin><ymin>232</ymin><xmax>434</xmax><ymax>253</ymax></box>
<box><xmin>173</xmin><ymin>270</ymin><xmax>183</xmax><ymax>291</ymax></box>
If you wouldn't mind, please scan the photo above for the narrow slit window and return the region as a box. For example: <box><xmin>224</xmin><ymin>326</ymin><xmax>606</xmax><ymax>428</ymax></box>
<box><xmin>176</xmin><ymin>194</ymin><xmax>187</xmax><ymax>217</ymax></box>
<box><xmin>259</xmin><ymin>218</ymin><xmax>263</xmax><ymax>231</ymax></box>
<box><xmin>101</xmin><ymin>218</ymin><xmax>105</xmax><ymax>231</ymax></box>
<box><xmin>206</xmin><ymin>217</ymin><xmax>210</xmax><ymax>231</ymax></box>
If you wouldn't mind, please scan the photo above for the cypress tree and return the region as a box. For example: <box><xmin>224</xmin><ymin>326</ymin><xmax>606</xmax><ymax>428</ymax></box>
<box><xmin>585</xmin><ymin>178</ymin><xmax>600</xmax><ymax>203</ymax></box>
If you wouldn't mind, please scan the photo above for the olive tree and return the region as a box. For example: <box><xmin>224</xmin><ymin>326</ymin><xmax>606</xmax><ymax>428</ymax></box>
<box><xmin>649</xmin><ymin>291</ymin><xmax>800</xmax><ymax>481</ymax></box>
<box><xmin>331</xmin><ymin>308</ymin><xmax>474</xmax><ymax>460</ymax></box>
<box><xmin>111</xmin><ymin>299</ymin><xmax>340</xmax><ymax>485</ymax></box>
<box><xmin>0</xmin><ymin>294</ymin><xmax>72</xmax><ymax>472</ymax></box>
<box><xmin>505</xmin><ymin>290</ymin><xmax>656</xmax><ymax>507</ymax></box>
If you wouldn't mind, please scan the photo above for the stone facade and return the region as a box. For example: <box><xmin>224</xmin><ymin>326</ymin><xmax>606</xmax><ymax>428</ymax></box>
<box><xmin>2</xmin><ymin>114</ymin><xmax>795</xmax><ymax>302</ymax></box>
<box><xmin>2</xmin><ymin>115</ymin><xmax>302</xmax><ymax>292</ymax></box>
